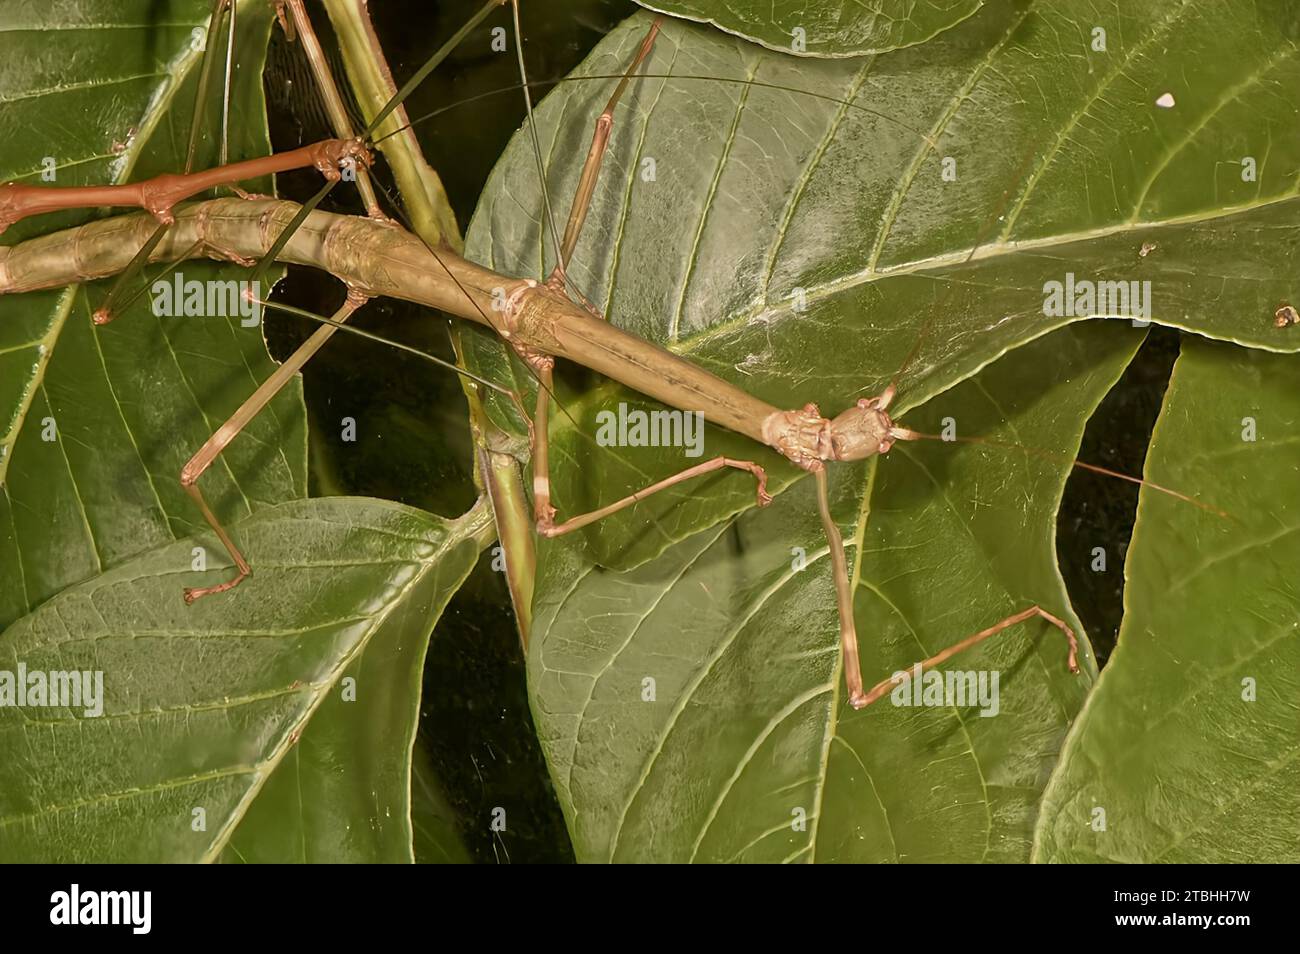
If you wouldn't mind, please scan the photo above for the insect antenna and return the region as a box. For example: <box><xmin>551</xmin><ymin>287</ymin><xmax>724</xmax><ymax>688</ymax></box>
<box><xmin>255</xmin><ymin>296</ymin><xmax>529</xmax><ymax>416</ymax></box>
<box><xmin>508</xmin><ymin>0</ymin><xmax>567</xmax><ymax>288</ymax></box>
<box><xmin>868</xmin><ymin>132</ymin><xmax>1225</xmax><ymax>516</ymax></box>
<box><xmin>897</xmin><ymin>429</ymin><xmax>1230</xmax><ymax>519</ymax></box>
<box><xmin>379</xmin><ymin>75</ymin><xmax>939</xmax><ymax>151</ymax></box>
<box><xmin>219</xmin><ymin>0</ymin><xmax>236</xmax><ymax>166</ymax></box>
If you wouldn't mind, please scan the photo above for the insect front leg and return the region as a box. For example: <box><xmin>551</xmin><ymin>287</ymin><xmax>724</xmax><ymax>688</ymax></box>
<box><xmin>811</xmin><ymin>462</ymin><xmax>1080</xmax><ymax>710</ymax></box>
<box><xmin>810</xmin><ymin>392</ymin><xmax>1082</xmax><ymax>709</ymax></box>
<box><xmin>811</xmin><ymin>467</ymin><xmax>870</xmax><ymax>707</ymax></box>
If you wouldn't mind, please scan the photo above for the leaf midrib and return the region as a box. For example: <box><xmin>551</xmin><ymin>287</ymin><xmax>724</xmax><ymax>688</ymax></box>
<box><xmin>676</xmin><ymin>190</ymin><xmax>1300</xmax><ymax>360</ymax></box>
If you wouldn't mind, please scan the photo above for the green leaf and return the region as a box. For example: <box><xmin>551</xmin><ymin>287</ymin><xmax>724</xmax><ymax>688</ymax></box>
<box><xmin>634</xmin><ymin>0</ymin><xmax>981</xmax><ymax>57</ymax></box>
<box><xmin>461</xmin><ymin>4</ymin><xmax>1300</xmax><ymax>860</ymax></box>
<box><xmin>0</xmin><ymin>0</ymin><xmax>299</xmax><ymax>630</ymax></box>
<box><xmin>0</xmin><ymin>496</ymin><xmax>490</xmax><ymax>863</ymax></box>
<box><xmin>222</xmin><ymin>503</ymin><xmax>484</xmax><ymax>864</ymax></box>
<box><xmin>1033</xmin><ymin>341</ymin><xmax>1300</xmax><ymax>864</ymax></box>
<box><xmin>528</xmin><ymin>322</ymin><xmax>1140</xmax><ymax>862</ymax></box>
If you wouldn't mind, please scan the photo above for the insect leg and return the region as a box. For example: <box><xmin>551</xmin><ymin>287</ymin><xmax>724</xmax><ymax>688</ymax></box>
<box><xmin>508</xmin><ymin>5</ymin><xmax>660</xmax><ymax>312</ymax></box>
<box><xmin>524</xmin><ymin>359</ymin><xmax>770</xmax><ymax>538</ymax></box>
<box><xmin>853</xmin><ymin>606</ymin><xmax>1081</xmax><ymax>710</ymax></box>
<box><xmin>812</xmin><ymin>467</ymin><xmax>870</xmax><ymax>708</ymax></box>
<box><xmin>181</xmin><ymin>287</ymin><xmax>368</xmax><ymax>602</ymax></box>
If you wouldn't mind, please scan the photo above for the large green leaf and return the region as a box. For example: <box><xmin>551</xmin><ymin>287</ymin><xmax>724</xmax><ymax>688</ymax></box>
<box><xmin>0</xmin><ymin>497</ymin><xmax>489</xmax><ymax>863</ymax></box>
<box><xmin>461</xmin><ymin>4</ymin><xmax>1299</xmax><ymax>860</ymax></box>
<box><xmin>0</xmin><ymin>0</ymin><xmax>301</xmax><ymax>630</ymax></box>
<box><xmin>635</xmin><ymin>0</ymin><xmax>981</xmax><ymax>57</ymax></box>
<box><xmin>527</xmin><ymin>322</ymin><xmax>1139</xmax><ymax>861</ymax></box>
<box><xmin>1033</xmin><ymin>341</ymin><xmax>1300</xmax><ymax>863</ymax></box>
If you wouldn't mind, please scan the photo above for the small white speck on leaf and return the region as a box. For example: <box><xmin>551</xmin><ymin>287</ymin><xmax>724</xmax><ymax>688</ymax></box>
<box><xmin>1155</xmin><ymin>92</ymin><xmax>1176</xmax><ymax>108</ymax></box>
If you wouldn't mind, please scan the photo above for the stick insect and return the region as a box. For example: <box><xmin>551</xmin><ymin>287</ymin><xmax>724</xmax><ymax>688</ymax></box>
<box><xmin>0</xmin><ymin>0</ymin><xmax>1218</xmax><ymax>724</ymax></box>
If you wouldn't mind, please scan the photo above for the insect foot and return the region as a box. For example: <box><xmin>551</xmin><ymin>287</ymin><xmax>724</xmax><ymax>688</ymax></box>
<box><xmin>748</xmin><ymin>461</ymin><xmax>773</xmax><ymax>506</ymax></box>
<box><xmin>534</xmin><ymin>495</ymin><xmax>559</xmax><ymax>534</ymax></box>
<box><xmin>181</xmin><ymin>569</ymin><xmax>250</xmax><ymax>604</ymax></box>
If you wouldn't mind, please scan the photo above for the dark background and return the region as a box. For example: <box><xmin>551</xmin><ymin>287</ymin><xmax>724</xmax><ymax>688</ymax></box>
<box><xmin>261</xmin><ymin>0</ymin><xmax>1179</xmax><ymax>863</ymax></box>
